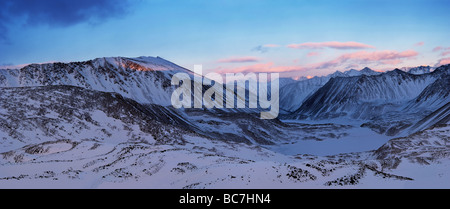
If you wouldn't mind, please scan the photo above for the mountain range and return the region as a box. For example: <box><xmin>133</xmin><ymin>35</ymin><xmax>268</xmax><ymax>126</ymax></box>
<box><xmin>0</xmin><ymin>56</ymin><xmax>448</xmax><ymax>188</ymax></box>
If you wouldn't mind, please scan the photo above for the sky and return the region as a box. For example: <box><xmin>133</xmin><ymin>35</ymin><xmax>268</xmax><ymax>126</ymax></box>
<box><xmin>0</xmin><ymin>0</ymin><xmax>450</xmax><ymax>78</ymax></box>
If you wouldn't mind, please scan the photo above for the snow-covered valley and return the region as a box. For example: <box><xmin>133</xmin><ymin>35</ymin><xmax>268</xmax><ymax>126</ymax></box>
<box><xmin>1</xmin><ymin>122</ymin><xmax>448</xmax><ymax>189</ymax></box>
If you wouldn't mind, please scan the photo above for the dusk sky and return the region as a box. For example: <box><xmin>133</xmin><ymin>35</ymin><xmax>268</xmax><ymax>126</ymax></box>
<box><xmin>0</xmin><ymin>0</ymin><xmax>449</xmax><ymax>77</ymax></box>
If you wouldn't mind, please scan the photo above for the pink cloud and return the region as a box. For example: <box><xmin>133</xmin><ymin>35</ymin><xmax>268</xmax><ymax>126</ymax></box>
<box><xmin>433</xmin><ymin>46</ymin><xmax>443</xmax><ymax>52</ymax></box>
<box><xmin>436</xmin><ymin>57</ymin><xmax>450</xmax><ymax>66</ymax></box>
<box><xmin>217</xmin><ymin>56</ymin><xmax>260</xmax><ymax>63</ymax></box>
<box><xmin>262</xmin><ymin>44</ymin><xmax>280</xmax><ymax>48</ymax></box>
<box><xmin>414</xmin><ymin>42</ymin><xmax>424</xmax><ymax>46</ymax></box>
<box><xmin>339</xmin><ymin>50</ymin><xmax>418</xmax><ymax>61</ymax></box>
<box><xmin>441</xmin><ymin>51</ymin><xmax>450</xmax><ymax>57</ymax></box>
<box><xmin>432</xmin><ymin>46</ymin><xmax>450</xmax><ymax>57</ymax></box>
<box><xmin>307</xmin><ymin>51</ymin><xmax>321</xmax><ymax>57</ymax></box>
<box><xmin>217</xmin><ymin>62</ymin><xmax>306</xmax><ymax>74</ymax></box>
<box><xmin>309</xmin><ymin>50</ymin><xmax>418</xmax><ymax>69</ymax></box>
<box><xmin>432</xmin><ymin>46</ymin><xmax>450</xmax><ymax>52</ymax></box>
<box><xmin>287</xmin><ymin>41</ymin><xmax>375</xmax><ymax>50</ymax></box>
<box><xmin>214</xmin><ymin>50</ymin><xmax>419</xmax><ymax>75</ymax></box>
<box><xmin>217</xmin><ymin>62</ymin><xmax>273</xmax><ymax>73</ymax></box>
<box><xmin>380</xmin><ymin>59</ymin><xmax>403</xmax><ymax>65</ymax></box>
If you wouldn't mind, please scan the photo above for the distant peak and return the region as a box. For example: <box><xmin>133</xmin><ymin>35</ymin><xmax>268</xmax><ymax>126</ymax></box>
<box><xmin>407</xmin><ymin>65</ymin><xmax>432</xmax><ymax>75</ymax></box>
<box><xmin>389</xmin><ymin>68</ymin><xmax>406</xmax><ymax>74</ymax></box>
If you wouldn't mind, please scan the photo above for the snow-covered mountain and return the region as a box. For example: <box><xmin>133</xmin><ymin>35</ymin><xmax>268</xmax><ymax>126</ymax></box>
<box><xmin>400</xmin><ymin>65</ymin><xmax>434</xmax><ymax>75</ymax></box>
<box><xmin>1</xmin><ymin>57</ymin><xmax>448</xmax><ymax>136</ymax></box>
<box><xmin>279</xmin><ymin>67</ymin><xmax>380</xmax><ymax>112</ymax></box>
<box><xmin>342</xmin><ymin>67</ymin><xmax>381</xmax><ymax>77</ymax></box>
<box><xmin>281</xmin><ymin>64</ymin><xmax>449</xmax><ymax>137</ymax></box>
<box><xmin>0</xmin><ymin>56</ymin><xmax>266</xmax><ymax>116</ymax></box>
<box><xmin>279</xmin><ymin>77</ymin><xmax>328</xmax><ymax>113</ymax></box>
<box><xmin>0</xmin><ymin>56</ymin><xmax>190</xmax><ymax>106</ymax></box>
<box><xmin>405</xmin><ymin>69</ymin><xmax>450</xmax><ymax>109</ymax></box>
<box><xmin>289</xmin><ymin>66</ymin><xmax>449</xmax><ymax>120</ymax></box>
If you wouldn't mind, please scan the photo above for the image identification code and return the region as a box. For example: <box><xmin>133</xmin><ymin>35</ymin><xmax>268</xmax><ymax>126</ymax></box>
<box><xmin>179</xmin><ymin>193</ymin><xmax>271</xmax><ymax>206</ymax></box>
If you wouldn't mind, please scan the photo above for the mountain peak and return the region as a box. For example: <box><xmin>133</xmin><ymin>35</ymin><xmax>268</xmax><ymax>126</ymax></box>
<box><xmin>330</xmin><ymin>70</ymin><xmax>346</xmax><ymax>77</ymax></box>
<box><xmin>433</xmin><ymin>64</ymin><xmax>450</xmax><ymax>74</ymax></box>
<box><xmin>361</xmin><ymin>67</ymin><xmax>373</xmax><ymax>72</ymax></box>
<box><xmin>344</xmin><ymin>69</ymin><xmax>361</xmax><ymax>76</ymax></box>
<box><xmin>336</xmin><ymin>67</ymin><xmax>380</xmax><ymax>77</ymax></box>
<box><xmin>390</xmin><ymin>68</ymin><xmax>406</xmax><ymax>74</ymax></box>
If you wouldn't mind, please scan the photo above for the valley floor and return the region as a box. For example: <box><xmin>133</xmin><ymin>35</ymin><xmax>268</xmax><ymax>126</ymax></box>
<box><xmin>1</xmin><ymin>123</ymin><xmax>448</xmax><ymax>189</ymax></box>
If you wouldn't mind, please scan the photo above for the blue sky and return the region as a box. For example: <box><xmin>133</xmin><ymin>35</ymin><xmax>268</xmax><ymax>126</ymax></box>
<box><xmin>1</xmin><ymin>0</ymin><xmax>449</xmax><ymax>77</ymax></box>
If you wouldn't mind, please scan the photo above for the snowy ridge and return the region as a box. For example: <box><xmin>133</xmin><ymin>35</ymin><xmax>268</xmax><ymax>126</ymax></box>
<box><xmin>0</xmin><ymin>56</ymin><xmax>190</xmax><ymax>106</ymax></box>
<box><xmin>400</xmin><ymin>65</ymin><xmax>434</xmax><ymax>75</ymax></box>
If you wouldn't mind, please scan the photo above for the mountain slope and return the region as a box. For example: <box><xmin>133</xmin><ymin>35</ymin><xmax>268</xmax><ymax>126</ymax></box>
<box><xmin>0</xmin><ymin>85</ymin><xmax>190</xmax><ymax>152</ymax></box>
<box><xmin>374</xmin><ymin>122</ymin><xmax>450</xmax><ymax>169</ymax></box>
<box><xmin>406</xmin><ymin>70</ymin><xmax>450</xmax><ymax>110</ymax></box>
<box><xmin>406</xmin><ymin>102</ymin><xmax>450</xmax><ymax>135</ymax></box>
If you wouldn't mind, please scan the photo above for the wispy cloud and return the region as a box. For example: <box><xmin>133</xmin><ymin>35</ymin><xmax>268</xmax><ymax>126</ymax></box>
<box><xmin>433</xmin><ymin>46</ymin><xmax>443</xmax><ymax>52</ymax></box>
<box><xmin>215</xmin><ymin>49</ymin><xmax>418</xmax><ymax>75</ymax></box>
<box><xmin>252</xmin><ymin>44</ymin><xmax>280</xmax><ymax>53</ymax></box>
<box><xmin>432</xmin><ymin>46</ymin><xmax>450</xmax><ymax>57</ymax></box>
<box><xmin>436</xmin><ymin>57</ymin><xmax>450</xmax><ymax>66</ymax></box>
<box><xmin>217</xmin><ymin>56</ymin><xmax>260</xmax><ymax>63</ymax></box>
<box><xmin>432</xmin><ymin>46</ymin><xmax>450</xmax><ymax>52</ymax></box>
<box><xmin>287</xmin><ymin>41</ymin><xmax>375</xmax><ymax>50</ymax></box>
<box><xmin>307</xmin><ymin>51</ymin><xmax>321</xmax><ymax>57</ymax></box>
<box><xmin>441</xmin><ymin>51</ymin><xmax>450</xmax><ymax>57</ymax></box>
<box><xmin>262</xmin><ymin>44</ymin><xmax>280</xmax><ymax>48</ymax></box>
<box><xmin>311</xmin><ymin>50</ymin><xmax>418</xmax><ymax>69</ymax></box>
<box><xmin>414</xmin><ymin>42</ymin><xmax>424</xmax><ymax>46</ymax></box>
<box><xmin>216</xmin><ymin>62</ymin><xmax>306</xmax><ymax>74</ymax></box>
